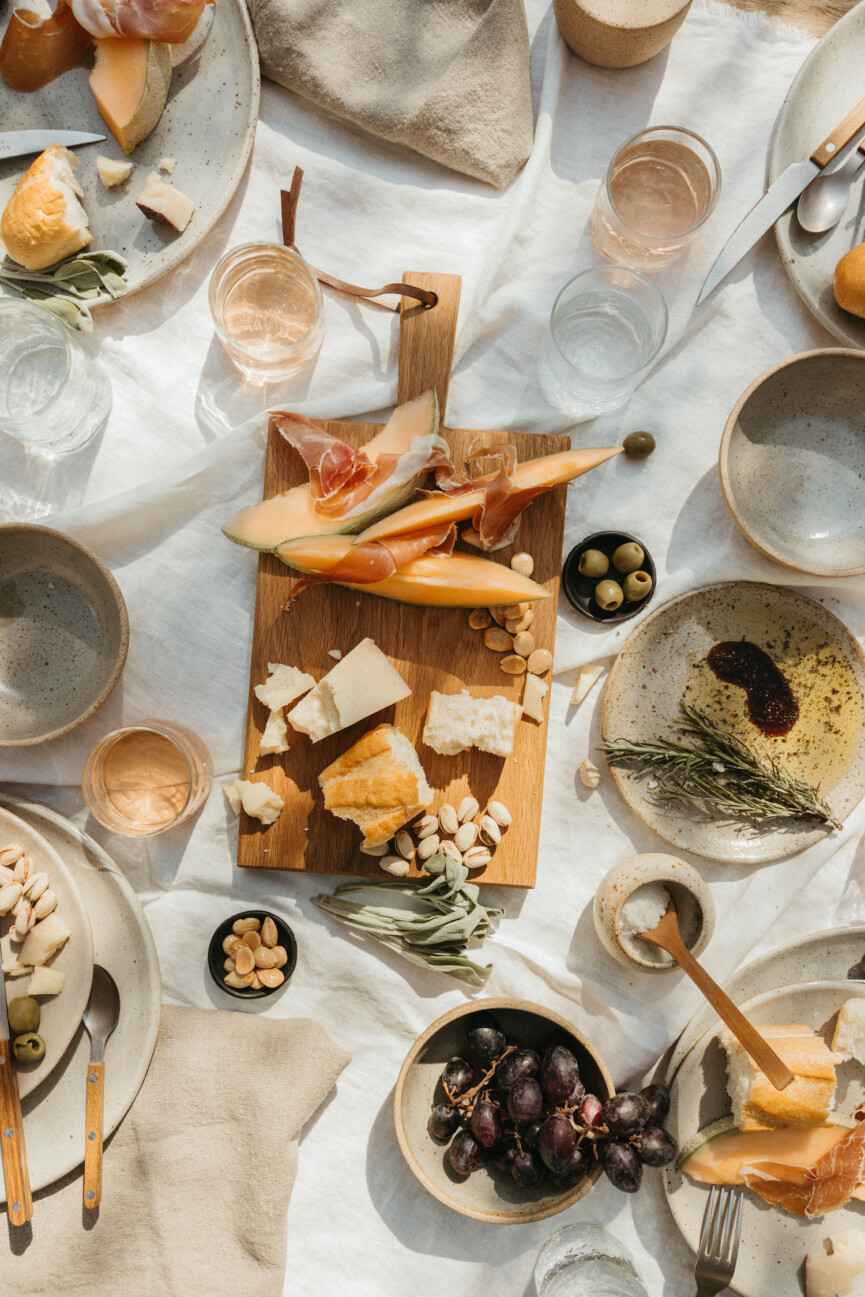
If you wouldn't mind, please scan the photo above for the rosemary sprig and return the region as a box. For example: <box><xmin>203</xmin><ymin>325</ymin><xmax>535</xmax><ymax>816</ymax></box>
<box><xmin>600</xmin><ymin>703</ymin><xmax>840</xmax><ymax>830</ymax></box>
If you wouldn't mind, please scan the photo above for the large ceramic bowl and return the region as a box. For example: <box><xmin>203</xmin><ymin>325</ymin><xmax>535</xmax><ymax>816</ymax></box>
<box><xmin>719</xmin><ymin>350</ymin><xmax>865</xmax><ymax>577</ymax></box>
<box><xmin>0</xmin><ymin>524</ymin><xmax>128</xmax><ymax>745</ymax></box>
<box><xmin>394</xmin><ymin>997</ymin><xmax>615</xmax><ymax>1224</ymax></box>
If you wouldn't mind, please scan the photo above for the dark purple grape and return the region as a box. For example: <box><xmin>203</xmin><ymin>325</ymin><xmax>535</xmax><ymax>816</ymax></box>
<box><xmin>522</xmin><ymin>1120</ymin><xmax>542</xmax><ymax>1150</ymax></box>
<box><xmin>468</xmin><ymin>1025</ymin><xmax>507</xmax><ymax>1065</ymax></box>
<box><xmin>635</xmin><ymin>1126</ymin><xmax>677</xmax><ymax>1168</ymax></box>
<box><xmin>495</xmin><ymin>1140</ymin><xmax>519</xmax><ymax>1173</ymax></box>
<box><xmin>540</xmin><ymin>1046</ymin><xmax>581</xmax><ymax>1106</ymax></box>
<box><xmin>579</xmin><ymin>1094</ymin><xmax>604</xmax><ymax>1128</ymax></box>
<box><xmin>600</xmin><ymin>1140</ymin><xmax>643</xmax><ymax>1193</ymax></box>
<box><xmin>428</xmin><ymin>1103</ymin><xmax>460</xmax><ymax>1144</ymax></box>
<box><xmin>603</xmin><ymin>1092</ymin><xmax>650</xmax><ymax>1136</ymax></box>
<box><xmin>449</xmin><ymin>1128</ymin><xmax>485</xmax><ymax>1176</ymax></box>
<box><xmin>511</xmin><ymin>1148</ymin><xmax>545</xmax><ymax>1189</ymax></box>
<box><xmin>507</xmin><ymin>1077</ymin><xmax>544</xmax><ymax>1125</ymax></box>
<box><xmin>442</xmin><ymin>1057</ymin><xmax>474</xmax><ymax>1098</ymax></box>
<box><xmin>640</xmin><ymin>1083</ymin><xmax>671</xmax><ymax>1127</ymax></box>
<box><xmin>470</xmin><ymin>1100</ymin><xmax>503</xmax><ymax>1149</ymax></box>
<box><xmin>498</xmin><ymin>1049</ymin><xmax>539</xmax><ymax>1091</ymax></box>
<box><xmin>537</xmin><ymin>1115</ymin><xmax>577</xmax><ymax>1175</ymax></box>
<box><xmin>550</xmin><ymin>1144</ymin><xmax>591</xmax><ymax>1190</ymax></box>
<box><xmin>566</xmin><ymin>1076</ymin><xmax>586</xmax><ymax>1108</ymax></box>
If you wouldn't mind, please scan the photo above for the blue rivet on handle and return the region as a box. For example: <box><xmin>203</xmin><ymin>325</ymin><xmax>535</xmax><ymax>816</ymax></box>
<box><xmin>11</xmin><ymin>1202</ymin><xmax>20</xmax><ymax>1213</ymax></box>
<box><xmin>86</xmin><ymin>1190</ymin><xmax>95</xmax><ymax>1201</ymax></box>
<box><xmin>3</xmin><ymin>1129</ymin><xmax>11</xmax><ymax>1138</ymax></box>
<box><xmin>89</xmin><ymin>1073</ymin><xmax>98</xmax><ymax>1083</ymax></box>
<box><xmin>88</xmin><ymin>1131</ymin><xmax>97</xmax><ymax>1141</ymax></box>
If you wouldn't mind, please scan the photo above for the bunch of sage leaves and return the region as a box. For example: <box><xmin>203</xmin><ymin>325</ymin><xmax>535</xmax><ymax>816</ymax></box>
<box><xmin>0</xmin><ymin>250</ymin><xmax>129</xmax><ymax>331</ymax></box>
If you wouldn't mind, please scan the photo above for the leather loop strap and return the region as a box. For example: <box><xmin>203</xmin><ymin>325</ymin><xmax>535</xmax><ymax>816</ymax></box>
<box><xmin>280</xmin><ymin>169</ymin><xmax>438</xmax><ymax>312</ymax></box>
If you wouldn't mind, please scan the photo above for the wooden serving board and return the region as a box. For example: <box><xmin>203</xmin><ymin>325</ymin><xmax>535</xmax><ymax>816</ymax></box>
<box><xmin>237</xmin><ymin>273</ymin><xmax>569</xmax><ymax>888</ymax></box>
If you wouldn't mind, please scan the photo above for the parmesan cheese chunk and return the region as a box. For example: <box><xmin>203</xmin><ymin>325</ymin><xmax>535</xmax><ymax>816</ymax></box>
<box><xmin>254</xmin><ymin>662</ymin><xmax>316</xmax><ymax>712</ymax></box>
<box><xmin>259</xmin><ymin>708</ymin><xmax>290</xmax><ymax>757</ymax></box>
<box><xmin>287</xmin><ymin>639</ymin><xmax>411</xmax><ymax>742</ymax></box>
<box><xmin>423</xmin><ymin>690</ymin><xmax>521</xmax><ymax>758</ymax></box>
<box><xmin>136</xmin><ymin>171</ymin><xmax>196</xmax><ymax>233</ymax></box>
<box><xmin>223</xmin><ymin>778</ymin><xmax>284</xmax><ymax>826</ymax></box>
<box><xmin>832</xmin><ymin>998</ymin><xmax>865</xmax><ymax>1062</ymax></box>
<box><xmin>806</xmin><ymin>1232</ymin><xmax>865</xmax><ymax>1297</ymax></box>
<box><xmin>571</xmin><ymin>662</ymin><xmax>605</xmax><ymax>706</ymax></box>
<box><xmin>27</xmin><ymin>965</ymin><xmax>66</xmax><ymax>997</ymax></box>
<box><xmin>96</xmin><ymin>155</ymin><xmax>133</xmax><ymax>188</ymax></box>
<box><xmin>522</xmin><ymin>673</ymin><xmax>548</xmax><ymax>723</ymax></box>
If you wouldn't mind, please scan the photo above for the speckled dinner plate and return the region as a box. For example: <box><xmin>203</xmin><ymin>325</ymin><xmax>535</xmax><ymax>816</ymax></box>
<box><xmin>771</xmin><ymin>2</ymin><xmax>865</xmax><ymax>347</ymax></box>
<box><xmin>0</xmin><ymin>0</ymin><xmax>259</xmax><ymax>302</ymax></box>
<box><xmin>601</xmin><ymin>582</ymin><xmax>865</xmax><ymax>863</ymax></box>
<box><xmin>664</xmin><ymin>980</ymin><xmax>865</xmax><ymax>1297</ymax></box>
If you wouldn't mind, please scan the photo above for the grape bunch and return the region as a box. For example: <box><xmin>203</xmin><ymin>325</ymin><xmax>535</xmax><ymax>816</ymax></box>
<box><xmin>427</xmin><ymin>1020</ymin><xmax>677</xmax><ymax>1197</ymax></box>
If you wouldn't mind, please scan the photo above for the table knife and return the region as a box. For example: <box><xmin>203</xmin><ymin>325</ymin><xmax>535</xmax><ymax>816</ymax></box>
<box><xmin>698</xmin><ymin>92</ymin><xmax>865</xmax><ymax>304</ymax></box>
<box><xmin>0</xmin><ymin>990</ymin><xmax>32</xmax><ymax>1226</ymax></box>
<box><xmin>0</xmin><ymin>130</ymin><xmax>106</xmax><ymax>163</ymax></box>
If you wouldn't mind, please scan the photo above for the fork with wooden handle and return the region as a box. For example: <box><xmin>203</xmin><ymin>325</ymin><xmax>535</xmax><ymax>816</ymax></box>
<box><xmin>640</xmin><ymin>901</ymin><xmax>794</xmax><ymax>1092</ymax></box>
<box><xmin>0</xmin><ymin>1022</ymin><xmax>32</xmax><ymax>1225</ymax></box>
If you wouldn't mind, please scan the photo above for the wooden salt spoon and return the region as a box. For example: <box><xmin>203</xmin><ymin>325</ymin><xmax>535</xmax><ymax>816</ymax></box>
<box><xmin>640</xmin><ymin>900</ymin><xmax>794</xmax><ymax>1091</ymax></box>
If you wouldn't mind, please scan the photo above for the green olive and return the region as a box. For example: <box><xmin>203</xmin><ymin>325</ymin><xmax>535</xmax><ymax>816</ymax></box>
<box><xmin>8</xmin><ymin>996</ymin><xmax>40</xmax><ymax>1036</ymax></box>
<box><xmin>623</xmin><ymin>570</ymin><xmax>653</xmax><ymax>602</ymax></box>
<box><xmin>578</xmin><ymin>548</ymin><xmax>609</xmax><ymax>579</ymax></box>
<box><xmin>612</xmin><ymin>542</ymin><xmax>644</xmax><ymax>574</ymax></box>
<box><xmin>623</xmin><ymin>431</ymin><xmax>656</xmax><ymax>459</ymax></box>
<box><xmin>13</xmin><ymin>1032</ymin><xmax>45</xmax><ymax>1063</ymax></box>
<box><xmin>595</xmin><ymin>579</ymin><xmax>624</xmax><ymax>612</ymax></box>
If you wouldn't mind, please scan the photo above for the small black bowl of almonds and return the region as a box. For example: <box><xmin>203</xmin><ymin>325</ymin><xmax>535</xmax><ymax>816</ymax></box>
<box><xmin>561</xmin><ymin>531</ymin><xmax>656</xmax><ymax>626</ymax></box>
<box><xmin>208</xmin><ymin>910</ymin><xmax>297</xmax><ymax>999</ymax></box>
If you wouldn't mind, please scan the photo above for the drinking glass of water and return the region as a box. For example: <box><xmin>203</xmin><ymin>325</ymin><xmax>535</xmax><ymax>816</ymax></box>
<box><xmin>0</xmin><ymin>298</ymin><xmax>112</xmax><ymax>454</ymax></box>
<box><xmin>534</xmin><ymin>1223</ymin><xmax>649</xmax><ymax>1297</ymax></box>
<box><xmin>538</xmin><ymin>265</ymin><xmax>667</xmax><ymax>420</ymax></box>
<box><xmin>590</xmin><ymin>126</ymin><xmax>721</xmax><ymax>270</ymax></box>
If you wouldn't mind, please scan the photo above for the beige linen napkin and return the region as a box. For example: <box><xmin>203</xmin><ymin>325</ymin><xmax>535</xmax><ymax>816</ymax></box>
<box><xmin>246</xmin><ymin>0</ymin><xmax>535</xmax><ymax>189</ymax></box>
<box><xmin>0</xmin><ymin>1006</ymin><xmax>350</xmax><ymax>1297</ymax></box>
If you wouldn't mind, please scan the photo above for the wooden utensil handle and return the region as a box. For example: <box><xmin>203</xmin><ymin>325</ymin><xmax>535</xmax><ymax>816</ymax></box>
<box><xmin>83</xmin><ymin>1060</ymin><xmax>104</xmax><ymax>1209</ymax></box>
<box><xmin>673</xmin><ymin>943</ymin><xmax>794</xmax><ymax>1091</ymax></box>
<box><xmin>812</xmin><ymin>95</ymin><xmax>865</xmax><ymax>168</ymax></box>
<box><xmin>0</xmin><ymin>1039</ymin><xmax>32</xmax><ymax>1225</ymax></box>
<box><xmin>397</xmin><ymin>273</ymin><xmax>462</xmax><ymax>421</ymax></box>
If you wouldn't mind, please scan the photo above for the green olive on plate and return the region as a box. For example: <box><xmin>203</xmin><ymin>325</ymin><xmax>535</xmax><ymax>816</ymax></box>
<box><xmin>623</xmin><ymin>431</ymin><xmax>656</xmax><ymax>459</ymax></box>
<box><xmin>623</xmin><ymin>570</ymin><xmax>653</xmax><ymax>602</ymax></box>
<box><xmin>595</xmin><ymin>579</ymin><xmax>624</xmax><ymax>612</ymax></box>
<box><xmin>8</xmin><ymin>995</ymin><xmax>40</xmax><ymax>1036</ymax></box>
<box><xmin>13</xmin><ymin>1032</ymin><xmax>45</xmax><ymax>1063</ymax></box>
<box><xmin>612</xmin><ymin>542</ymin><xmax>644</xmax><ymax>574</ymax></box>
<box><xmin>578</xmin><ymin>548</ymin><xmax>609</xmax><ymax>578</ymax></box>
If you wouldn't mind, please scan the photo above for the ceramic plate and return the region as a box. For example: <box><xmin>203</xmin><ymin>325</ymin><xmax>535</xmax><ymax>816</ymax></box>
<box><xmin>0</xmin><ymin>0</ymin><xmax>259</xmax><ymax>302</ymax></box>
<box><xmin>0</xmin><ymin>794</ymin><xmax>160</xmax><ymax>1197</ymax></box>
<box><xmin>0</xmin><ymin>805</ymin><xmax>93</xmax><ymax>1098</ymax></box>
<box><xmin>664</xmin><ymin>980</ymin><xmax>865</xmax><ymax>1297</ymax></box>
<box><xmin>602</xmin><ymin>582</ymin><xmax>865</xmax><ymax>863</ymax></box>
<box><xmin>771</xmin><ymin>2</ymin><xmax>865</xmax><ymax>347</ymax></box>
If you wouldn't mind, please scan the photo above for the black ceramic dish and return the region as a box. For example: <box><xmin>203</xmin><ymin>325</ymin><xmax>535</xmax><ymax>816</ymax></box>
<box><xmin>561</xmin><ymin>531</ymin><xmax>656</xmax><ymax>625</ymax></box>
<box><xmin>207</xmin><ymin>910</ymin><xmax>297</xmax><ymax>1000</ymax></box>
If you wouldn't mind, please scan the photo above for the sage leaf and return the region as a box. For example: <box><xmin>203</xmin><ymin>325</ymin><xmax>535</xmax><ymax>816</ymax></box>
<box><xmin>20</xmin><ymin>288</ymin><xmax>93</xmax><ymax>332</ymax></box>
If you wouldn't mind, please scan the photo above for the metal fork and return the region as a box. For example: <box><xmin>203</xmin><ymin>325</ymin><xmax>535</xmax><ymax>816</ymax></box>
<box><xmin>695</xmin><ymin>1185</ymin><xmax>744</xmax><ymax>1297</ymax></box>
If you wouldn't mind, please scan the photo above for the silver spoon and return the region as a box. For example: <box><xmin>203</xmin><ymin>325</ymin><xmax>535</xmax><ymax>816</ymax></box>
<box><xmin>82</xmin><ymin>965</ymin><xmax>120</xmax><ymax>1209</ymax></box>
<box><xmin>798</xmin><ymin>139</ymin><xmax>865</xmax><ymax>234</ymax></box>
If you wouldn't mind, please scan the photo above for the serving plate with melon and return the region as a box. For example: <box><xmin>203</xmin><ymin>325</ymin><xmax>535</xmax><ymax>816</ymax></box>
<box><xmin>665</xmin><ymin>980</ymin><xmax>865</xmax><ymax>1297</ymax></box>
<box><xmin>0</xmin><ymin>0</ymin><xmax>259</xmax><ymax>299</ymax></box>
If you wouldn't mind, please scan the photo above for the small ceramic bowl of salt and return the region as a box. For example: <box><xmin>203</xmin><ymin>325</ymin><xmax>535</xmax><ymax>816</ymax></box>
<box><xmin>593</xmin><ymin>853</ymin><xmax>715</xmax><ymax>972</ymax></box>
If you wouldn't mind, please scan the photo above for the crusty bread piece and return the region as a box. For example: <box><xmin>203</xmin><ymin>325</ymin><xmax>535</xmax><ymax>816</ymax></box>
<box><xmin>835</xmin><ymin>243</ymin><xmax>865</xmax><ymax>319</ymax></box>
<box><xmin>720</xmin><ymin>1023</ymin><xmax>841</xmax><ymax>1131</ymax></box>
<box><xmin>1</xmin><ymin>144</ymin><xmax>91</xmax><ymax>271</ymax></box>
<box><xmin>318</xmin><ymin>724</ymin><xmax>432</xmax><ymax>848</ymax></box>
<box><xmin>832</xmin><ymin>999</ymin><xmax>865</xmax><ymax>1063</ymax></box>
<box><xmin>423</xmin><ymin>689</ymin><xmax>522</xmax><ymax>758</ymax></box>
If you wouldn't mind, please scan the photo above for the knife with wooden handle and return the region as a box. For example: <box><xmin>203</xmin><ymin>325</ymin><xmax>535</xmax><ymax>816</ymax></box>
<box><xmin>0</xmin><ymin>995</ymin><xmax>32</xmax><ymax>1226</ymax></box>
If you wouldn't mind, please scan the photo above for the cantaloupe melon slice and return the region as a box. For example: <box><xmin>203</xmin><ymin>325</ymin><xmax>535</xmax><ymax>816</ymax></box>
<box><xmin>275</xmin><ymin>536</ymin><xmax>551</xmax><ymax>608</ymax></box>
<box><xmin>89</xmin><ymin>36</ymin><xmax>172</xmax><ymax>155</ymax></box>
<box><xmin>223</xmin><ymin>390</ymin><xmax>441</xmax><ymax>551</ymax></box>
<box><xmin>680</xmin><ymin>1121</ymin><xmax>855</xmax><ymax>1186</ymax></box>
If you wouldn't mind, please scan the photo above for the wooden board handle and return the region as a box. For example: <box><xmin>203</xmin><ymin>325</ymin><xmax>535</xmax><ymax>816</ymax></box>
<box><xmin>397</xmin><ymin>273</ymin><xmax>462</xmax><ymax>421</ymax></box>
<box><xmin>83</xmin><ymin>1060</ymin><xmax>104</xmax><ymax>1209</ymax></box>
<box><xmin>812</xmin><ymin>94</ymin><xmax>865</xmax><ymax>168</ymax></box>
<box><xmin>0</xmin><ymin>1039</ymin><xmax>32</xmax><ymax>1225</ymax></box>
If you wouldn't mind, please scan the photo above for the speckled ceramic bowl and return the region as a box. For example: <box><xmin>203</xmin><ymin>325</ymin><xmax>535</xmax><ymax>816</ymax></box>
<box><xmin>0</xmin><ymin>524</ymin><xmax>129</xmax><ymax>745</ymax></box>
<box><xmin>394</xmin><ymin>998</ymin><xmax>614</xmax><ymax>1224</ymax></box>
<box><xmin>593</xmin><ymin>853</ymin><xmax>715</xmax><ymax>972</ymax></box>
<box><xmin>720</xmin><ymin>350</ymin><xmax>865</xmax><ymax>577</ymax></box>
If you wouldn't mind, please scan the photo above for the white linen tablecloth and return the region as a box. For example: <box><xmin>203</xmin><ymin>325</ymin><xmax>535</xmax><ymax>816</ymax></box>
<box><xmin>4</xmin><ymin>3</ymin><xmax>863</xmax><ymax>1292</ymax></box>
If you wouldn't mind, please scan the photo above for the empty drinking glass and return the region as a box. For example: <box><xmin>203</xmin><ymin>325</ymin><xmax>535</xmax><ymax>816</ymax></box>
<box><xmin>538</xmin><ymin>266</ymin><xmax>668</xmax><ymax>420</ymax></box>
<box><xmin>535</xmin><ymin>1223</ymin><xmax>649</xmax><ymax>1297</ymax></box>
<box><xmin>0</xmin><ymin>298</ymin><xmax>112</xmax><ymax>454</ymax></box>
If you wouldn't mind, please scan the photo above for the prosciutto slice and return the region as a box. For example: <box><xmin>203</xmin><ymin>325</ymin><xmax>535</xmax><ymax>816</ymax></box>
<box><xmin>742</xmin><ymin>1121</ymin><xmax>865</xmax><ymax>1217</ymax></box>
<box><xmin>283</xmin><ymin>525</ymin><xmax>457</xmax><ymax>605</ymax></box>
<box><xmin>464</xmin><ymin>445</ymin><xmax>550</xmax><ymax>551</ymax></box>
<box><xmin>69</xmin><ymin>0</ymin><xmax>206</xmax><ymax>42</ymax></box>
<box><xmin>0</xmin><ymin>0</ymin><xmax>92</xmax><ymax>92</ymax></box>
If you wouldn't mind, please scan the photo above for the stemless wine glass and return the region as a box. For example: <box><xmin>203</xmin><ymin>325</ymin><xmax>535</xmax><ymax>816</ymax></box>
<box><xmin>209</xmin><ymin>242</ymin><xmax>325</xmax><ymax>384</ymax></box>
<box><xmin>83</xmin><ymin>720</ymin><xmax>212</xmax><ymax>837</ymax></box>
<box><xmin>535</xmin><ymin>1223</ymin><xmax>649</xmax><ymax>1297</ymax></box>
<box><xmin>0</xmin><ymin>298</ymin><xmax>112</xmax><ymax>453</ymax></box>
<box><xmin>538</xmin><ymin>266</ymin><xmax>668</xmax><ymax>420</ymax></box>
<box><xmin>590</xmin><ymin>126</ymin><xmax>721</xmax><ymax>270</ymax></box>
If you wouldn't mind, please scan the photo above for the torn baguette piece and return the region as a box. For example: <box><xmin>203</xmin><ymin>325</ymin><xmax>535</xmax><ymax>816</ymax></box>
<box><xmin>832</xmin><ymin>998</ymin><xmax>865</xmax><ymax>1062</ymax></box>
<box><xmin>135</xmin><ymin>170</ymin><xmax>195</xmax><ymax>232</ymax></box>
<box><xmin>1</xmin><ymin>143</ymin><xmax>91</xmax><ymax>270</ymax></box>
<box><xmin>720</xmin><ymin>1023</ymin><xmax>841</xmax><ymax>1131</ymax></box>
<box><xmin>423</xmin><ymin>689</ymin><xmax>521</xmax><ymax>758</ymax></box>
<box><xmin>318</xmin><ymin>723</ymin><xmax>432</xmax><ymax>848</ymax></box>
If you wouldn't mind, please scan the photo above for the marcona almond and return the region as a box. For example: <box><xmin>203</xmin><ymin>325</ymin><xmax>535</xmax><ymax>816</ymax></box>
<box><xmin>489</xmin><ymin>606</ymin><xmax>508</xmax><ymax>626</ymax></box>
<box><xmin>527</xmin><ymin>649</ymin><xmax>553</xmax><ymax>675</ymax></box>
<box><xmin>503</xmin><ymin>602</ymin><xmax>529</xmax><ymax>619</ymax></box>
<box><xmin>271</xmin><ymin>945</ymin><xmax>288</xmax><ymax>969</ymax></box>
<box><xmin>395</xmin><ymin>830</ymin><xmax>415</xmax><ymax>860</ymax></box>
<box><xmin>462</xmin><ymin>846</ymin><xmax>492</xmax><ymax>869</ymax></box>
<box><xmin>454</xmin><ymin>822</ymin><xmax>479</xmax><ymax>852</ymax></box>
<box><xmin>513</xmin><ymin>631</ymin><xmax>535</xmax><ymax>658</ymax></box>
<box><xmin>440</xmin><ymin>839</ymin><xmax>463</xmax><ymax>865</ymax></box>
<box><xmin>501</xmin><ymin>654</ymin><xmax>527</xmax><ymax>675</ymax></box>
<box><xmin>457</xmin><ymin>796</ymin><xmax>479</xmax><ymax>823</ymax></box>
<box><xmin>224</xmin><ymin>971</ymin><xmax>255</xmax><ymax>989</ymax></box>
<box><xmin>360</xmin><ymin>841</ymin><xmax>389</xmax><ymax>856</ymax></box>
<box><xmin>484</xmin><ymin>627</ymin><xmax>513</xmax><ymax>652</ymax></box>
<box><xmin>579</xmin><ymin>759</ymin><xmax>601</xmax><ymax>789</ymax></box>
<box><xmin>243</xmin><ymin>930</ymin><xmax>262</xmax><ymax>951</ymax></box>
<box><xmin>250</xmin><ymin>972</ymin><xmax>263</xmax><ymax>990</ymax></box>
<box><xmin>232</xmin><ymin>917</ymin><xmax>260</xmax><ymax>935</ymax></box>
<box><xmin>255</xmin><ymin>947</ymin><xmax>278</xmax><ymax>969</ymax></box>
<box><xmin>381</xmin><ymin>856</ymin><xmax>410</xmax><ymax>876</ymax></box>
<box><xmin>234</xmin><ymin>945</ymin><xmax>255</xmax><ymax>976</ymax></box>
<box><xmin>510</xmin><ymin>552</ymin><xmax>534</xmax><ymax>577</ymax></box>
<box><xmin>259</xmin><ymin>968</ymin><xmax>285</xmax><ymax>989</ymax></box>
<box><xmin>506</xmin><ymin>611</ymin><xmax>534</xmax><ymax>634</ymax></box>
<box><xmin>479</xmin><ymin>815</ymin><xmax>502</xmax><ymax>846</ymax></box>
<box><xmin>261</xmin><ymin>916</ymin><xmax>278</xmax><ymax>948</ymax></box>
<box><xmin>416</xmin><ymin>834</ymin><xmax>441</xmax><ymax>861</ymax></box>
<box><xmin>413</xmin><ymin>814</ymin><xmax>439</xmax><ymax>839</ymax></box>
<box><xmin>438</xmin><ymin>803</ymin><xmax>459</xmax><ymax>835</ymax></box>
<box><xmin>468</xmin><ymin>608</ymin><xmax>492</xmax><ymax>630</ymax></box>
<box><xmin>486</xmin><ymin>800</ymin><xmax>512</xmax><ymax>827</ymax></box>
<box><xmin>223</xmin><ymin>933</ymin><xmax>242</xmax><ymax>956</ymax></box>
<box><xmin>224</xmin><ymin>957</ymin><xmax>236</xmax><ymax>973</ymax></box>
